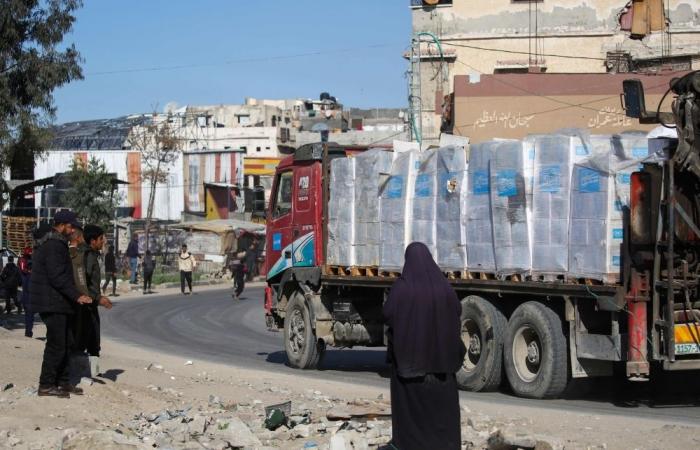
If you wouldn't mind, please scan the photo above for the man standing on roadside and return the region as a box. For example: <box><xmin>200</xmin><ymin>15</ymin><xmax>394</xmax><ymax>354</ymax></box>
<box><xmin>1</xmin><ymin>256</ymin><xmax>22</xmax><ymax>314</ymax></box>
<box><xmin>102</xmin><ymin>245</ymin><xmax>118</xmax><ymax>296</ymax></box>
<box><xmin>142</xmin><ymin>250</ymin><xmax>156</xmax><ymax>294</ymax></box>
<box><xmin>126</xmin><ymin>234</ymin><xmax>139</xmax><ymax>284</ymax></box>
<box><xmin>178</xmin><ymin>244</ymin><xmax>196</xmax><ymax>295</ymax></box>
<box><xmin>30</xmin><ymin>211</ymin><xmax>92</xmax><ymax>398</ymax></box>
<box><xmin>82</xmin><ymin>225</ymin><xmax>113</xmax><ymax>376</ymax></box>
<box><xmin>18</xmin><ymin>247</ymin><xmax>34</xmax><ymax>337</ymax></box>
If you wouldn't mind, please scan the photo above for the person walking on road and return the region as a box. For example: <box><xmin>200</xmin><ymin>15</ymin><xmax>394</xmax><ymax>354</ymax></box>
<box><xmin>383</xmin><ymin>242</ymin><xmax>465</xmax><ymax>450</ymax></box>
<box><xmin>30</xmin><ymin>210</ymin><xmax>92</xmax><ymax>398</ymax></box>
<box><xmin>18</xmin><ymin>247</ymin><xmax>34</xmax><ymax>337</ymax></box>
<box><xmin>126</xmin><ymin>235</ymin><xmax>139</xmax><ymax>284</ymax></box>
<box><xmin>102</xmin><ymin>245</ymin><xmax>118</xmax><ymax>296</ymax></box>
<box><xmin>244</xmin><ymin>242</ymin><xmax>258</xmax><ymax>282</ymax></box>
<box><xmin>81</xmin><ymin>225</ymin><xmax>113</xmax><ymax>376</ymax></box>
<box><xmin>1</xmin><ymin>256</ymin><xmax>23</xmax><ymax>314</ymax></box>
<box><xmin>178</xmin><ymin>244</ymin><xmax>196</xmax><ymax>295</ymax></box>
<box><xmin>142</xmin><ymin>250</ymin><xmax>155</xmax><ymax>294</ymax></box>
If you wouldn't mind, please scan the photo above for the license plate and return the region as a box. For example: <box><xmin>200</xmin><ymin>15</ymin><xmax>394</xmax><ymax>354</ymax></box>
<box><xmin>675</xmin><ymin>343</ymin><xmax>700</xmax><ymax>355</ymax></box>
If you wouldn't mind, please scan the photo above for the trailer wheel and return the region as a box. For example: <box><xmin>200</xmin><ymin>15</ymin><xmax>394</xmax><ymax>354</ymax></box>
<box><xmin>504</xmin><ymin>302</ymin><xmax>568</xmax><ymax>399</ymax></box>
<box><xmin>456</xmin><ymin>296</ymin><xmax>507</xmax><ymax>392</ymax></box>
<box><xmin>284</xmin><ymin>292</ymin><xmax>324</xmax><ymax>369</ymax></box>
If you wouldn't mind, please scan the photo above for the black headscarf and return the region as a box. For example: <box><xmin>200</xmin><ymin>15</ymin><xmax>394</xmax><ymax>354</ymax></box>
<box><xmin>383</xmin><ymin>242</ymin><xmax>465</xmax><ymax>377</ymax></box>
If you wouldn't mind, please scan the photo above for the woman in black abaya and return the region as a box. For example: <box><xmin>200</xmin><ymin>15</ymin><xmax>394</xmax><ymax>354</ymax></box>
<box><xmin>383</xmin><ymin>242</ymin><xmax>465</xmax><ymax>450</ymax></box>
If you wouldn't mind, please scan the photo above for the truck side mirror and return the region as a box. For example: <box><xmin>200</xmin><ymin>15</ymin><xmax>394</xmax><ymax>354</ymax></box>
<box><xmin>622</xmin><ymin>79</ymin><xmax>646</xmax><ymax>119</ymax></box>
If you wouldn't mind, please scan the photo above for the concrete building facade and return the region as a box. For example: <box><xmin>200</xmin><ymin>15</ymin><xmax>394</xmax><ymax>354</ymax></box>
<box><xmin>410</xmin><ymin>0</ymin><xmax>700</xmax><ymax>142</ymax></box>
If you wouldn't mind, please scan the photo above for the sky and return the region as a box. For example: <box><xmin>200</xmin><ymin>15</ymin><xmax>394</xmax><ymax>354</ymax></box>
<box><xmin>53</xmin><ymin>0</ymin><xmax>411</xmax><ymax>124</ymax></box>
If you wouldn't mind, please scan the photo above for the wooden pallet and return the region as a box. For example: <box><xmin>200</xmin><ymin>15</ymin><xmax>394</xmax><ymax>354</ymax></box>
<box><xmin>350</xmin><ymin>266</ymin><xmax>379</xmax><ymax>277</ymax></box>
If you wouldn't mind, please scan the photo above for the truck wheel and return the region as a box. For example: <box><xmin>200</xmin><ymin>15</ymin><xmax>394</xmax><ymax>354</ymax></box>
<box><xmin>284</xmin><ymin>292</ymin><xmax>324</xmax><ymax>369</ymax></box>
<box><xmin>456</xmin><ymin>296</ymin><xmax>507</xmax><ymax>392</ymax></box>
<box><xmin>504</xmin><ymin>302</ymin><xmax>568</xmax><ymax>399</ymax></box>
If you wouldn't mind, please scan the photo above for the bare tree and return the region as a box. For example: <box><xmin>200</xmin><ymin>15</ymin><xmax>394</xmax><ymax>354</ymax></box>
<box><xmin>128</xmin><ymin>114</ymin><xmax>182</xmax><ymax>252</ymax></box>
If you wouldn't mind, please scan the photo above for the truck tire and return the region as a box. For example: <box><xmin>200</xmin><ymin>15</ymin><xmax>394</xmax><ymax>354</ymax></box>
<box><xmin>456</xmin><ymin>296</ymin><xmax>507</xmax><ymax>392</ymax></box>
<box><xmin>504</xmin><ymin>302</ymin><xmax>568</xmax><ymax>399</ymax></box>
<box><xmin>284</xmin><ymin>292</ymin><xmax>324</xmax><ymax>369</ymax></box>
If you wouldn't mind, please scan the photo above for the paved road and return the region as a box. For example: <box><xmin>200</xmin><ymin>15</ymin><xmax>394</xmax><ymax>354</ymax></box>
<box><xmin>102</xmin><ymin>286</ymin><xmax>700</xmax><ymax>424</ymax></box>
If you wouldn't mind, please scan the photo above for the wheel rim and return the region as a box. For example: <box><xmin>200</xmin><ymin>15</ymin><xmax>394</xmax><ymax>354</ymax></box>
<box><xmin>288</xmin><ymin>308</ymin><xmax>306</xmax><ymax>356</ymax></box>
<box><xmin>512</xmin><ymin>325</ymin><xmax>542</xmax><ymax>383</ymax></box>
<box><xmin>461</xmin><ymin>319</ymin><xmax>482</xmax><ymax>372</ymax></box>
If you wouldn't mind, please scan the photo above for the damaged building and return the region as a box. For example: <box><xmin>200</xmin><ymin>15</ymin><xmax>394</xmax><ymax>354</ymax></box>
<box><xmin>409</xmin><ymin>0</ymin><xmax>700</xmax><ymax>143</ymax></box>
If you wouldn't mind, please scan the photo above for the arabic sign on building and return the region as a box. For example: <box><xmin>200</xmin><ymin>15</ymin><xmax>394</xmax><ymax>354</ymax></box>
<box><xmin>451</xmin><ymin>72</ymin><xmax>683</xmax><ymax>143</ymax></box>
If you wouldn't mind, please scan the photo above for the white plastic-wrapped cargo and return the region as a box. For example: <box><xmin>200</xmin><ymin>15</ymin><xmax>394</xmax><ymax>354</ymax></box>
<box><xmin>411</xmin><ymin>149</ymin><xmax>439</xmax><ymax>258</ymax></box>
<box><xmin>327</xmin><ymin>157</ymin><xmax>356</xmax><ymax>267</ymax></box>
<box><xmin>466</xmin><ymin>143</ymin><xmax>496</xmax><ymax>272</ymax></box>
<box><xmin>489</xmin><ymin>140</ymin><xmax>533</xmax><ymax>275</ymax></box>
<box><xmin>569</xmin><ymin>135</ymin><xmax>651</xmax><ymax>282</ymax></box>
<box><xmin>380</xmin><ymin>150</ymin><xmax>416</xmax><ymax>271</ymax></box>
<box><xmin>354</xmin><ymin>149</ymin><xmax>394</xmax><ymax>266</ymax></box>
<box><xmin>530</xmin><ymin>134</ymin><xmax>586</xmax><ymax>276</ymax></box>
<box><xmin>436</xmin><ymin>146</ymin><xmax>469</xmax><ymax>270</ymax></box>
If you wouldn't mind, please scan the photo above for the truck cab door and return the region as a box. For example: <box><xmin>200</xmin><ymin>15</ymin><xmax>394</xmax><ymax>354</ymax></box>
<box><xmin>290</xmin><ymin>163</ymin><xmax>317</xmax><ymax>268</ymax></box>
<box><xmin>266</xmin><ymin>170</ymin><xmax>294</xmax><ymax>280</ymax></box>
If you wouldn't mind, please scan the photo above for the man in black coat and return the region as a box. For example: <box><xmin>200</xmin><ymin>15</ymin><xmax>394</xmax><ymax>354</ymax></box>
<box><xmin>29</xmin><ymin>211</ymin><xmax>92</xmax><ymax>398</ymax></box>
<box><xmin>1</xmin><ymin>256</ymin><xmax>23</xmax><ymax>314</ymax></box>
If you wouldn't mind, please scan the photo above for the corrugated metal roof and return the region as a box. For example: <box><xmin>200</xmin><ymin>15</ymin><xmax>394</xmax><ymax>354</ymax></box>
<box><xmin>50</xmin><ymin>115</ymin><xmax>153</xmax><ymax>151</ymax></box>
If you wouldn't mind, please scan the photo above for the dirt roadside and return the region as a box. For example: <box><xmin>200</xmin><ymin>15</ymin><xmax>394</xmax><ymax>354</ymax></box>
<box><xmin>0</xmin><ymin>320</ymin><xmax>698</xmax><ymax>449</ymax></box>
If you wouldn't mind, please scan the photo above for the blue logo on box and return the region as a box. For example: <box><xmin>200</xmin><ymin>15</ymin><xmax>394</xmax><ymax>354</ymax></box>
<box><xmin>272</xmin><ymin>233</ymin><xmax>282</xmax><ymax>251</ymax></box>
<box><xmin>472</xmin><ymin>170</ymin><xmax>489</xmax><ymax>195</ymax></box>
<box><xmin>575</xmin><ymin>145</ymin><xmax>589</xmax><ymax>156</ymax></box>
<box><xmin>617</xmin><ymin>173</ymin><xmax>631</xmax><ymax>185</ymax></box>
<box><xmin>386</xmin><ymin>176</ymin><xmax>404</xmax><ymax>199</ymax></box>
<box><xmin>578</xmin><ymin>167</ymin><xmax>600</xmax><ymax>193</ymax></box>
<box><xmin>632</xmin><ymin>147</ymin><xmax>648</xmax><ymax>159</ymax></box>
<box><xmin>496</xmin><ymin>170</ymin><xmax>518</xmax><ymax>197</ymax></box>
<box><xmin>539</xmin><ymin>165</ymin><xmax>561</xmax><ymax>193</ymax></box>
<box><xmin>612</xmin><ymin>228</ymin><xmax>623</xmax><ymax>239</ymax></box>
<box><xmin>612</xmin><ymin>256</ymin><xmax>621</xmax><ymax>267</ymax></box>
<box><xmin>415</xmin><ymin>174</ymin><xmax>433</xmax><ymax>197</ymax></box>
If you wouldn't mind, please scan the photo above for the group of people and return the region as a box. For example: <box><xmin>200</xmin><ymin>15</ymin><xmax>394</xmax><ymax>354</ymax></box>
<box><xmin>27</xmin><ymin>210</ymin><xmax>113</xmax><ymax>398</ymax></box>
<box><xmin>125</xmin><ymin>235</ymin><xmax>197</xmax><ymax>296</ymax></box>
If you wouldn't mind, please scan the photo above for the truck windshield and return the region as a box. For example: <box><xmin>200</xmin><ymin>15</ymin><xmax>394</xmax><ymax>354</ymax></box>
<box><xmin>272</xmin><ymin>171</ymin><xmax>293</xmax><ymax>218</ymax></box>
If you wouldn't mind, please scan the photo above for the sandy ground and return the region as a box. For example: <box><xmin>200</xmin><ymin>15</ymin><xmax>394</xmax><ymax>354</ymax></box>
<box><xmin>1</xmin><ymin>307</ymin><xmax>699</xmax><ymax>449</ymax></box>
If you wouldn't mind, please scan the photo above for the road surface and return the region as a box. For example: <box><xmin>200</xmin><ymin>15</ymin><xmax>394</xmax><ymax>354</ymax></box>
<box><xmin>102</xmin><ymin>286</ymin><xmax>700</xmax><ymax>424</ymax></box>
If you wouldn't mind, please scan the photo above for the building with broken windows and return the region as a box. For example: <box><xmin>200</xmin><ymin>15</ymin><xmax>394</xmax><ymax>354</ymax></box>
<box><xmin>409</xmin><ymin>0</ymin><xmax>700</xmax><ymax>143</ymax></box>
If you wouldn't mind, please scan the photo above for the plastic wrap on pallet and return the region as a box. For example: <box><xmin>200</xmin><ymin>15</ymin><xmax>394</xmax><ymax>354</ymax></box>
<box><xmin>568</xmin><ymin>134</ymin><xmax>653</xmax><ymax>281</ymax></box>
<box><xmin>529</xmin><ymin>135</ymin><xmax>586</xmax><ymax>275</ymax></box>
<box><xmin>327</xmin><ymin>157</ymin><xmax>356</xmax><ymax>266</ymax></box>
<box><xmin>466</xmin><ymin>143</ymin><xmax>496</xmax><ymax>272</ymax></box>
<box><xmin>489</xmin><ymin>140</ymin><xmax>532</xmax><ymax>275</ymax></box>
<box><xmin>436</xmin><ymin>146</ymin><xmax>469</xmax><ymax>270</ymax></box>
<box><xmin>354</xmin><ymin>149</ymin><xmax>394</xmax><ymax>267</ymax></box>
<box><xmin>410</xmin><ymin>149</ymin><xmax>439</xmax><ymax>257</ymax></box>
<box><xmin>380</xmin><ymin>150</ymin><xmax>416</xmax><ymax>271</ymax></box>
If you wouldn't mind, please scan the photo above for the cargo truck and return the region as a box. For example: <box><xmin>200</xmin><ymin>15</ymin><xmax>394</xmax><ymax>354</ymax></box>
<box><xmin>263</xmin><ymin>72</ymin><xmax>700</xmax><ymax>399</ymax></box>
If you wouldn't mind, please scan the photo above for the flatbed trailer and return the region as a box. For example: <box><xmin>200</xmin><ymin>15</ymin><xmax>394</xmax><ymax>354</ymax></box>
<box><xmin>263</xmin><ymin>73</ymin><xmax>700</xmax><ymax>399</ymax></box>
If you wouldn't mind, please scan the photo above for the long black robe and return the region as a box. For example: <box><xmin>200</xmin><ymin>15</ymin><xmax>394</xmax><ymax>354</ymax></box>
<box><xmin>383</xmin><ymin>242</ymin><xmax>465</xmax><ymax>450</ymax></box>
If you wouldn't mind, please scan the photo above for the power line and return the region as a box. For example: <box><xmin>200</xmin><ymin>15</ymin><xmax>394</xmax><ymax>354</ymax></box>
<box><xmin>443</xmin><ymin>41</ymin><xmax>607</xmax><ymax>62</ymax></box>
<box><xmin>85</xmin><ymin>43</ymin><xmax>403</xmax><ymax>76</ymax></box>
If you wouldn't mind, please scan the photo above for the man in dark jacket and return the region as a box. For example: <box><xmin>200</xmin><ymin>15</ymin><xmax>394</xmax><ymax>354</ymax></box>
<box><xmin>1</xmin><ymin>256</ymin><xmax>22</xmax><ymax>314</ymax></box>
<box><xmin>102</xmin><ymin>245</ymin><xmax>117</xmax><ymax>296</ymax></box>
<box><xmin>125</xmin><ymin>235</ymin><xmax>139</xmax><ymax>284</ymax></box>
<box><xmin>81</xmin><ymin>225</ymin><xmax>112</xmax><ymax>367</ymax></box>
<box><xmin>142</xmin><ymin>250</ymin><xmax>156</xmax><ymax>294</ymax></box>
<box><xmin>30</xmin><ymin>210</ymin><xmax>92</xmax><ymax>398</ymax></box>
